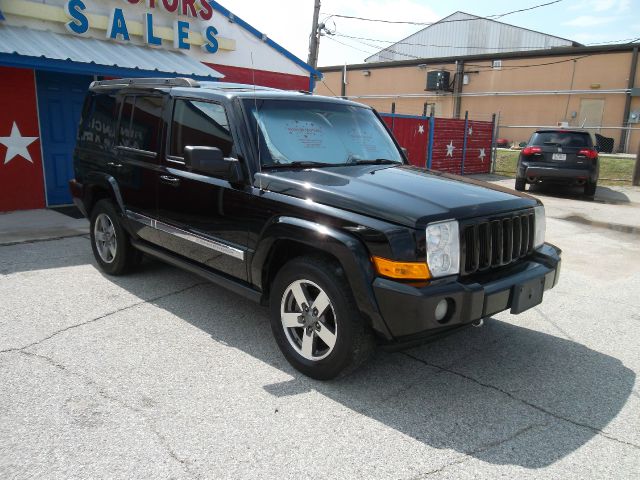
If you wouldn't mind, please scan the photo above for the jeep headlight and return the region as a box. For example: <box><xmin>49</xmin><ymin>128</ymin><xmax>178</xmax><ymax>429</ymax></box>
<box><xmin>426</xmin><ymin>220</ymin><xmax>460</xmax><ymax>278</ymax></box>
<box><xmin>534</xmin><ymin>205</ymin><xmax>546</xmax><ymax>248</ymax></box>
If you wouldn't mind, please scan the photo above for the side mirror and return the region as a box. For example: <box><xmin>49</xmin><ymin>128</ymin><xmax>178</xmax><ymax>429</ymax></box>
<box><xmin>184</xmin><ymin>146</ymin><xmax>241</xmax><ymax>181</ymax></box>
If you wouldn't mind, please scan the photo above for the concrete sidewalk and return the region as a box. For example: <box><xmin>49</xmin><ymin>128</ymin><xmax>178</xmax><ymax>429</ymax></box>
<box><xmin>0</xmin><ymin>209</ymin><xmax>89</xmax><ymax>245</ymax></box>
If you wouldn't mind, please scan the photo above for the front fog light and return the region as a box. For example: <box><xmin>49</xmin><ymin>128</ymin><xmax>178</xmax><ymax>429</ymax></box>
<box><xmin>534</xmin><ymin>205</ymin><xmax>546</xmax><ymax>248</ymax></box>
<box><xmin>434</xmin><ymin>299</ymin><xmax>448</xmax><ymax>322</ymax></box>
<box><xmin>426</xmin><ymin>220</ymin><xmax>460</xmax><ymax>278</ymax></box>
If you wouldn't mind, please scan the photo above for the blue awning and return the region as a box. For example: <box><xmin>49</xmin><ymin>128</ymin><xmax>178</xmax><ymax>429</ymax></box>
<box><xmin>0</xmin><ymin>25</ymin><xmax>224</xmax><ymax>80</ymax></box>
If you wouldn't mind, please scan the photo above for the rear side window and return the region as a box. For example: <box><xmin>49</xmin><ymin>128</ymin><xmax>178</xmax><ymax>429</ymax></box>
<box><xmin>530</xmin><ymin>132</ymin><xmax>592</xmax><ymax>148</ymax></box>
<box><xmin>119</xmin><ymin>96</ymin><xmax>163</xmax><ymax>153</ymax></box>
<box><xmin>170</xmin><ymin>99</ymin><xmax>233</xmax><ymax>157</ymax></box>
<box><xmin>78</xmin><ymin>93</ymin><xmax>118</xmax><ymax>151</ymax></box>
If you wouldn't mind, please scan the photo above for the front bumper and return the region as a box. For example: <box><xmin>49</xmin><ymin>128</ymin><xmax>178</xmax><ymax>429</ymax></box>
<box><xmin>373</xmin><ymin>243</ymin><xmax>561</xmax><ymax>344</ymax></box>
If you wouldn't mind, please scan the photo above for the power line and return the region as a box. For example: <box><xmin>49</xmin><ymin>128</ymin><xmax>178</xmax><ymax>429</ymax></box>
<box><xmin>321</xmin><ymin>0</ymin><xmax>563</xmax><ymax>26</ymax></box>
<box><xmin>331</xmin><ymin>32</ymin><xmax>640</xmax><ymax>51</ymax></box>
<box><xmin>333</xmin><ymin>33</ymin><xmax>561</xmax><ymax>50</ymax></box>
<box><xmin>324</xmin><ymin>34</ymin><xmax>640</xmax><ymax>73</ymax></box>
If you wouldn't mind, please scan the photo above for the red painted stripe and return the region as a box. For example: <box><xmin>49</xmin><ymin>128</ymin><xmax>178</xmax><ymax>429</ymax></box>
<box><xmin>202</xmin><ymin>63</ymin><xmax>310</xmax><ymax>90</ymax></box>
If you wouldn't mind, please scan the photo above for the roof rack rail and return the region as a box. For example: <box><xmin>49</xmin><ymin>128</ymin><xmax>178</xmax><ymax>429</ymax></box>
<box><xmin>90</xmin><ymin>77</ymin><xmax>200</xmax><ymax>90</ymax></box>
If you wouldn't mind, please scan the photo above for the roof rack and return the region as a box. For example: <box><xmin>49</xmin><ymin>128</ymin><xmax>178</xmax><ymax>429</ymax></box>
<box><xmin>89</xmin><ymin>77</ymin><xmax>200</xmax><ymax>90</ymax></box>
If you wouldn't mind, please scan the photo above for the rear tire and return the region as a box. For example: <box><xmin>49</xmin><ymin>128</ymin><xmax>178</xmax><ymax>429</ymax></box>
<box><xmin>269</xmin><ymin>256</ymin><xmax>375</xmax><ymax>380</ymax></box>
<box><xmin>584</xmin><ymin>181</ymin><xmax>597</xmax><ymax>197</ymax></box>
<box><xmin>90</xmin><ymin>199</ymin><xmax>141</xmax><ymax>276</ymax></box>
<box><xmin>515</xmin><ymin>177</ymin><xmax>526</xmax><ymax>191</ymax></box>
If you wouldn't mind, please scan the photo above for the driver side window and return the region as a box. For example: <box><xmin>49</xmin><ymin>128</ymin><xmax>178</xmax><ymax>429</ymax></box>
<box><xmin>170</xmin><ymin>99</ymin><xmax>233</xmax><ymax>158</ymax></box>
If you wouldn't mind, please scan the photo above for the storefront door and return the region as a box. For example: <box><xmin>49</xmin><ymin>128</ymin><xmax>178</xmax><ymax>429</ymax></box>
<box><xmin>36</xmin><ymin>71</ymin><xmax>93</xmax><ymax>206</ymax></box>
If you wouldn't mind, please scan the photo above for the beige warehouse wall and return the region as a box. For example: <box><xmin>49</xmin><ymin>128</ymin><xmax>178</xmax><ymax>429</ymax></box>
<box><xmin>317</xmin><ymin>49</ymin><xmax>639</xmax><ymax>152</ymax></box>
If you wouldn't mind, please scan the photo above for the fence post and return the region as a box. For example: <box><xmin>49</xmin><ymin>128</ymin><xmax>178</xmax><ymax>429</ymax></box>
<box><xmin>427</xmin><ymin>112</ymin><xmax>435</xmax><ymax>169</ymax></box>
<box><xmin>492</xmin><ymin>112</ymin><xmax>501</xmax><ymax>174</ymax></box>
<box><xmin>391</xmin><ymin>101</ymin><xmax>396</xmax><ymax>134</ymax></box>
<box><xmin>461</xmin><ymin>111</ymin><xmax>469</xmax><ymax>175</ymax></box>
<box><xmin>633</xmin><ymin>141</ymin><xmax>640</xmax><ymax>186</ymax></box>
<box><xmin>490</xmin><ymin>113</ymin><xmax>497</xmax><ymax>174</ymax></box>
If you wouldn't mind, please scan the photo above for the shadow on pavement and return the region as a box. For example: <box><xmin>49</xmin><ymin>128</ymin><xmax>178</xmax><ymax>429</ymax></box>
<box><xmin>110</xmin><ymin>266</ymin><xmax>634</xmax><ymax>470</ymax></box>
<box><xmin>2</xmin><ymin>235</ymin><xmax>635</xmax><ymax>469</ymax></box>
<box><xmin>528</xmin><ymin>183</ymin><xmax>631</xmax><ymax>205</ymax></box>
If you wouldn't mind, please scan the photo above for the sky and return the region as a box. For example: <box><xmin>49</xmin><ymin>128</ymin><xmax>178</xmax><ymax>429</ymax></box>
<box><xmin>220</xmin><ymin>0</ymin><xmax>640</xmax><ymax>67</ymax></box>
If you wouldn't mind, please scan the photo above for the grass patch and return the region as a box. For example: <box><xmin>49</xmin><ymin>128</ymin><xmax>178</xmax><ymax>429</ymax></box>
<box><xmin>494</xmin><ymin>150</ymin><xmax>635</xmax><ymax>186</ymax></box>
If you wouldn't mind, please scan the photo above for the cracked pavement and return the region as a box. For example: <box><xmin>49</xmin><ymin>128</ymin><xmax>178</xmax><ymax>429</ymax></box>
<box><xmin>1</xmin><ymin>183</ymin><xmax>639</xmax><ymax>479</ymax></box>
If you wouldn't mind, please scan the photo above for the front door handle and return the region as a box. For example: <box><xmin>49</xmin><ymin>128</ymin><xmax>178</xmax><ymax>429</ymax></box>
<box><xmin>160</xmin><ymin>175</ymin><xmax>181</xmax><ymax>187</ymax></box>
<box><xmin>107</xmin><ymin>161</ymin><xmax>123</xmax><ymax>169</ymax></box>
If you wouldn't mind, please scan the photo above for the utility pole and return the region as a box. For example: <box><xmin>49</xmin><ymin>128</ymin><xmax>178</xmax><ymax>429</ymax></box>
<box><xmin>633</xmin><ymin>140</ymin><xmax>640</xmax><ymax>186</ymax></box>
<box><xmin>307</xmin><ymin>0</ymin><xmax>322</xmax><ymax>69</ymax></box>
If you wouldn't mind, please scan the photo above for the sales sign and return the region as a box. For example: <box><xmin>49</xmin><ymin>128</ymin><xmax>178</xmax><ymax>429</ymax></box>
<box><xmin>65</xmin><ymin>0</ymin><xmax>223</xmax><ymax>53</ymax></box>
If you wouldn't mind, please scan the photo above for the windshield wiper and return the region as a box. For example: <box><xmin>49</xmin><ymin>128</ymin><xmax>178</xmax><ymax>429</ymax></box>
<box><xmin>262</xmin><ymin>161</ymin><xmax>333</xmax><ymax>169</ymax></box>
<box><xmin>346</xmin><ymin>158</ymin><xmax>401</xmax><ymax>166</ymax></box>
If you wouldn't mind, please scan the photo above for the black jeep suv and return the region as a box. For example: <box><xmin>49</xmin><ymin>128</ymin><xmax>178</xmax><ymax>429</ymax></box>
<box><xmin>516</xmin><ymin>129</ymin><xmax>599</xmax><ymax>197</ymax></box>
<box><xmin>70</xmin><ymin>78</ymin><xmax>561</xmax><ymax>379</ymax></box>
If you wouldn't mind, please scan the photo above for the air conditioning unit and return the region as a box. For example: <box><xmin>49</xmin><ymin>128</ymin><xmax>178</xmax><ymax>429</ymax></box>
<box><xmin>426</xmin><ymin>71</ymin><xmax>451</xmax><ymax>92</ymax></box>
<box><xmin>557</xmin><ymin>121</ymin><xmax>569</xmax><ymax>128</ymax></box>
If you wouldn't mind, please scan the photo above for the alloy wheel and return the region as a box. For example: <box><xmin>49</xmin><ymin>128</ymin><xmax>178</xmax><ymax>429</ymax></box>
<box><xmin>94</xmin><ymin>213</ymin><xmax>117</xmax><ymax>264</ymax></box>
<box><xmin>280</xmin><ymin>279</ymin><xmax>338</xmax><ymax>361</ymax></box>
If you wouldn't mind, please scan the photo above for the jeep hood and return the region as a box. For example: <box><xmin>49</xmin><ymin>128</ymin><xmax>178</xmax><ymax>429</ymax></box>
<box><xmin>257</xmin><ymin>164</ymin><xmax>538</xmax><ymax>228</ymax></box>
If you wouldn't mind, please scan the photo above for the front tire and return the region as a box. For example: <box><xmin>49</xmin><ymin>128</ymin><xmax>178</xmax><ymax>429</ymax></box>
<box><xmin>269</xmin><ymin>256</ymin><xmax>374</xmax><ymax>380</ymax></box>
<box><xmin>90</xmin><ymin>199</ymin><xmax>141</xmax><ymax>275</ymax></box>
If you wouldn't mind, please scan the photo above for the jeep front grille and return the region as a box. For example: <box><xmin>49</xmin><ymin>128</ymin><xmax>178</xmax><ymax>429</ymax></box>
<box><xmin>460</xmin><ymin>211</ymin><xmax>535</xmax><ymax>276</ymax></box>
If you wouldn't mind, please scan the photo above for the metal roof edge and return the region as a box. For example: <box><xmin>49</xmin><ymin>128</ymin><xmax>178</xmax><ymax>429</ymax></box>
<box><xmin>321</xmin><ymin>43</ymin><xmax>638</xmax><ymax>72</ymax></box>
<box><xmin>0</xmin><ymin>51</ymin><xmax>222</xmax><ymax>81</ymax></box>
<box><xmin>208</xmin><ymin>1</ymin><xmax>322</xmax><ymax>79</ymax></box>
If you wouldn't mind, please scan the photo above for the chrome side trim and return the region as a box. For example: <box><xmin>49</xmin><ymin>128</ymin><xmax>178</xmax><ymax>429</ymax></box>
<box><xmin>125</xmin><ymin>210</ymin><xmax>245</xmax><ymax>261</ymax></box>
<box><xmin>117</xmin><ymin>146</ymin><xmax>158</xmax><ymax>158</ymax></box>
<box><xmin>126</xmin><ymin>210</ymin><xmax>154</xmax><ymax>227</ymax></box>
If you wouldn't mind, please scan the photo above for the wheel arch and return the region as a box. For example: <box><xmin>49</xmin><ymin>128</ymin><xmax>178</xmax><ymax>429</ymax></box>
<box><xmin>83</xmin><ymin>173</ymin><xmax>126</xmax><ymax>217</ymax></box>
<box><xmin>252</xmin><ymin>216</ymin><xmax>393</xmax><ymax>340</ymax></box>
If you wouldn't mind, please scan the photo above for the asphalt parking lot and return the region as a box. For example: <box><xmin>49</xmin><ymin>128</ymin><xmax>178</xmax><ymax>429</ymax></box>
<box><xmin>1</xmin><ymin>179</ymin><xmax>639</xmax><ymax>479</ymax></box>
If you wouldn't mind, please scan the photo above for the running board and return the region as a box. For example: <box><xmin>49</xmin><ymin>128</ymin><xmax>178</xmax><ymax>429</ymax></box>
<box><xmin>131</xmin><ymin>240</ymin><xmax>262</xmax><ymax>303</ymax></box>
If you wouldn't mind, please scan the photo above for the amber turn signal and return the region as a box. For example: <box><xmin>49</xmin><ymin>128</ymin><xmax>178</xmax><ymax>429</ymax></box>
<box><xmin>372</xmin><ymin>256</ymin><xmax>431</xmax><ymax>280</ymax></box>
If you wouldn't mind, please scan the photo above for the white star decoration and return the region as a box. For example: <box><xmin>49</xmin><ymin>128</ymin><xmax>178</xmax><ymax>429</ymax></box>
<box><xmin>446</xmin><ymin>141</ymin><xmax>455</xmax><ymax>157</ymax></box>
<box><xmin>418</xmin><ymin>124</ymin><xmax>425</xmax><ymax>134</ymax></box>
<box><xmin>0</xmin><ymin>122</ymin><xmax>38</xmax><ymax>165</ymax></box>
<box><xmin>468</xmin><ymin>127</ymin><xmax>473</xmax><ymax>136</ymax></box>
<box><xmin>479</xmin><ymin>148</ymin><xmax>486</xmax><ymax>161</ymax></box>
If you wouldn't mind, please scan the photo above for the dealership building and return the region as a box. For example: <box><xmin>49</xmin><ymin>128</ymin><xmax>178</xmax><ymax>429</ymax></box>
<box><xmin>0</xmin><ymin>0</ymin><xmax>320</xmax><ymax>212</ymax></box>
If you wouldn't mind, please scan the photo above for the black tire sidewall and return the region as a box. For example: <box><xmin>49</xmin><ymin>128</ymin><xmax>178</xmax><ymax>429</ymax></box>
<box><xmin>90</xmin><ymin>200</ymin><xmax>130</xmax><ymax>275</ymax></box>
<box><xmin>584</xmin><ymin>181</ymin><xmax>597</xmax><ymax>197</ymax></box>
<box><xmin>269</xmin><ymin>258</ymin><xmax>360</xmax><ymax>380</ymax></box>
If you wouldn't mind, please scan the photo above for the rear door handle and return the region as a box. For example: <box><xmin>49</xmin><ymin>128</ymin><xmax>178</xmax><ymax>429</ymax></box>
<box><xmin>107</xmin><ymin>161</ymin><xmax>123</xmax><ymax>169</ymax></box>
<box><xmin>160</xmin><ymin>175</ymin><xmax>181</xmax><ymax>187</ymax></box>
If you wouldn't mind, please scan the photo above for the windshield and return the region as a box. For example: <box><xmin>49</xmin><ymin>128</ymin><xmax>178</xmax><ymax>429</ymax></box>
<box><xmin>244</xmin><ymin>99</ymin><xmax>404</xmax><ymax>167</ymax></box>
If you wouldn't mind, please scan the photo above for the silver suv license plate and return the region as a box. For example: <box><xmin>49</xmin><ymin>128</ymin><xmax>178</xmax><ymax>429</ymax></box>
<box><xmin>552</xmin><ymin>153</ymin><xmax>566</xmax><ymax>161</ymax></box>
